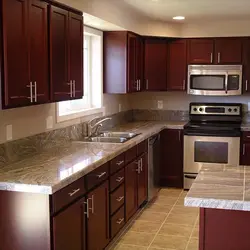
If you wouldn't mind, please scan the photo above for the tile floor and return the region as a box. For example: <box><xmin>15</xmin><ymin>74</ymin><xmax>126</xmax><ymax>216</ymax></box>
<box><xmin>112</xmin><ymin>188</ymin><xmax>199</xmax><ymax>250</ymax></box>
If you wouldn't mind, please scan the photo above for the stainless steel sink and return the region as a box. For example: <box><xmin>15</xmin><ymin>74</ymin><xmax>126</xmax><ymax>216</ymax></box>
<box><xmin>100</xmin><ymin>132</ymin><xmax>139</xmax><ymax>139</ymax></box>
<box><xmin>83</xmin><ymin>137</ymin><xmax>128</xmax><ymax>143</ymax></box>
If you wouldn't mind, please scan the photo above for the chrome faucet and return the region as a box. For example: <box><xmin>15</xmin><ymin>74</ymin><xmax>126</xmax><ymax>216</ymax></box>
<box><xmin>87</xmin><ymin>117</ymin><xmax>112</xmax><ymax>137</ymax></box>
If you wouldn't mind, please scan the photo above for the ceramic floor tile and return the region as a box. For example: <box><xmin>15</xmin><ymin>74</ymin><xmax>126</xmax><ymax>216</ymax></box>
<box><xmin>171</xmin><ymin>205</ymin><xmax>199</xmax><ymax>215</ymax></box>
<box><xmin>115</xmin><ymin>244</ymin><xmax>148</xmax><ymax>250</ymax></box>
<box><xmin>136</xmin><ymin>211</ymin><xmax>168</xmax><ymax>223</ymax></box>
<box><xmin>158</xmin><ymin>223</ymin><xmax>193</xmax><ymax>238</ymax></box>
<box><xmin>165</xmin><ymin>213</ymin><xmax>197</xmax><ymax>226</ymax></box>
<box><xmin>119</xmin><ymin>231</ymin><xmax>155</xmax><ymax>247</ymax></box>
<box><xmin>145</xmin><ymin>202</ymin><xmax>173</xmax><ymax>214</ymax></box>
<box><xmin>191</xmin><ymin>227</ymin><xmax>199</xmax><ymax>238</ymax></box>
<box><xmin>158</xmin><ymin>188</ymin><xmax>183</xmax><ymax>197</ymax></box>
<box><xmin>186</xmin><ymin>238</ymin><xmax>199</xmax><ymax>250</ymax></box>
<box><xmin>150</xmin><ymin>234</ymin><xmax>189</xmax><ymax>250</ymax></box>
<box><xmin>175</xmin><ymin>197</ymin><xmax>185</xmax><ymax>206</ymax></box>
<box><xmin>129</xmin><ymin>220</ymin><xmax>162</xmax><ymax>233</ymax></box>
<box><xmin>154</xmin><ymin>196</ymin><xmax>179</xmax><ymax>205</ymax></box>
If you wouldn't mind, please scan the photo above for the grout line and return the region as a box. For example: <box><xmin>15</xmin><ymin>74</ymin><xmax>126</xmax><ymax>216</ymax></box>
<box><xmin>146</xmin><ymin>190</ymin><xmax>184</xmax><ymax>250</ymax></box>
<box><xmin>185</xmin><ymin>215</ymin><xmax>199</xmax><ymax>250</ymax></box>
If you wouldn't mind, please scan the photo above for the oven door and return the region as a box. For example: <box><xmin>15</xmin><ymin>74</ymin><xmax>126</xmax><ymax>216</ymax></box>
<box><xmin>184</xmin><ymin>135</ymin><xmax>240</xmax><ymax>174</ymax></box>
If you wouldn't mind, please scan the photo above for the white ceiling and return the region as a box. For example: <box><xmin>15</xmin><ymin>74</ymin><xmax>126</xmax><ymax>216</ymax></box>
<box><xmin>121</xmin><ymin>0</ymin><xmax>250</xmax><ymax>22</ymax></box>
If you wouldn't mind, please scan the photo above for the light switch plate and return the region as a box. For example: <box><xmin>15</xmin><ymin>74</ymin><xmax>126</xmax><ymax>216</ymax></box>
<box><xmin>157</xmin><ymin>100</ymin><xmax>163</xmax><ymax>109</ymax></box>
<box><xmin>6</xmin><ymin>124</ymin><xmax>12</xmax><ymax>141</ymax></box>
<box><xmin>46</xmin><ymin>116</ymin><xmax>53</xmax><ymax>129</ymax></box>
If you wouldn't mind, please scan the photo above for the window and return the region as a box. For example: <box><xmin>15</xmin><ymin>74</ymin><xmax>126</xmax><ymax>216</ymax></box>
<box><xmin>57</xmin><ymin>26</ymin><xmax>103</xmax><ymax>122</ymax></box>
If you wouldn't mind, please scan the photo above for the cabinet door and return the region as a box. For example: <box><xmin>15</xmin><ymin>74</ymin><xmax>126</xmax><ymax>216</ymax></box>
<box><xmin>215</xmin><ymin>38</ymin><xmax>243</xmax><ymax>64</ymax></box>
<box><xmin>127</xmin><ymin>33</ymin><xmax>137</xmax><ymax>92</ymax></box>
<box><xmin>68</xmin><ymin>12</ymin><xmax>83</xmax><ymax>99</ymax></box>
<box><xmin>144</xmin><ymin>39</ymin><xmax>168</xmax><ymax>91</ymax></box>
<box><xmin>243</xmin><ymin>38</ymin><xmax>250</xmax><ymax>93</ymax></box>
<box><xmin>125</xmin><ymin>160</ymin><xmax>138</xmax><ymax>221</ymax></box>
<box><xmin>29</xmin><ymin>0</ymin><xmax>49</xmax><ymax>104</ymax></box>
<box><xmin>53</xmin><ymin>197</ymin><xmax>86</xmax><ymax>250</ymax></box>
<box><xmin>160</xmin><ymin>129</ymin><xmax>183</xmax><ymax>188</ymax></box>
<box><xmin>188</xmin><ymin>39</ymin><xmax>214</xmax><ymax>64</ymax></box>
<box><xmin>167</xmin><ymin>39</ymin><xmax>187</xmax><ymax>91</ymax></box>
<box><xmin>50</xmin><ymin>6</ymin><xmax>71</xmax><ymax>102</ymax></box>
<box><xmin>87</xmin><ymin>181</ymin><xmax>109</xmax><ymax>250</ymax></box>
<box><xmin>136</xmin><ymin>36</ymin><xmax>144</xmax><ymax>91</ymax></box>
<box><xmin>137</xmin><ymin>153</ymin><xmax>148</xmax><ymax>207</ymax></box>
<box><xmin>240</xmin><ymin>142</ymin><xmax>250</xmax><ymax>165</ymax></box>
<box><xmin>2</xmin><ymin>0</ymin><xmax>30</xmax><ymax>108</ymax></box>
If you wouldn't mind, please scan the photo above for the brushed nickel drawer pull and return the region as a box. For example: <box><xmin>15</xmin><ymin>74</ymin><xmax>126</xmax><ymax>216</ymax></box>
<box><xmin>84</xmin><ymin>198</ymin><xmax>89</xmax><ymax>218</ymax></box>
<box><xmin>89</xmin><ymin>195</ymin><xmax>94</xmax><ymax>214</ymax></box>
<box><xmin>116</xmin><ymin>218</ymin><xmax>124</xmax><ymax>224</ymax></box>
<box><xmin>116</xmin><ymin>177</ymin><xmax>124</xmax><ymax>182</ymax></box>
<box><xmin>116</xmin><ymin>196</ymin><xmax>124</xmax><ymax>202</ymax></box>
<box><xmin>116</xmin><ymin>160</ymin><xmax>124</xmax><ymax>166</ymax></box>
<box><xmin>69</xmin><ymin>188</ymin><xmax>80</xmax><ymax>197</ymax></box>
<box><xmin>97</xmin><ymin>172</ymin><xmax>106</xmax><ymax>178</ymax></box>
<box><xmin>246</xmin><ymin>136</ymin><xmax>250</xmax><ymax>138</ymax></box>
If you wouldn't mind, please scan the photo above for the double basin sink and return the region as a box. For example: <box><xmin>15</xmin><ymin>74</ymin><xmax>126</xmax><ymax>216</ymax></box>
<box><xmin>82</xmin><ymin>132</ymin><xmax>140</xmax><ymax>144</ymax></box>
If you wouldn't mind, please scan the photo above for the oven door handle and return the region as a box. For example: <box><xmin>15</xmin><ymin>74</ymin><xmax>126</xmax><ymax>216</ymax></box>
<box><xmin>225</xmin><ymin>72</ymin><xmax>228</xmax><ymax>94</ymax></box>
<box><xmin>184</xmin><ymin>175</ymin><xmax>197</xmax><ymax>180</ymax></box>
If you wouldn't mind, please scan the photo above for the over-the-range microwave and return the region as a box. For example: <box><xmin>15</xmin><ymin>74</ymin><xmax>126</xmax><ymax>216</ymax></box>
<box><xmin>187</xmin><ymin>65</ymin><xmax>242</xmax><ymax>96</ymax></box>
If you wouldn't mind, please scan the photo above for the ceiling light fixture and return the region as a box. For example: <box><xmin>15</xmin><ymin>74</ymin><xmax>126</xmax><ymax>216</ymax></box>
<box><xmin>173</xmin><ymin>16</ymin><xmax>185</xmax><ymax>20</ymax></box>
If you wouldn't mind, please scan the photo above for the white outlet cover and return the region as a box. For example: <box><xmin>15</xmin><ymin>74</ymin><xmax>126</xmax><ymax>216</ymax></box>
<box><xmin>6</xmin><ymin>124</ymin><xmax>12</xmax><ymax>141</ymax></box>
<box><xmin>157</xmin><ymin>100</ymin><xmax>163</xmax><ymax>110</ymax></box>
<box><xmin>248</xmin><ymin>102</ymin><xmax>250</xmax><ymax>111</ymax></box>
<box><xmin>46</xmin><ymin>116</ymin><xmax>53</xmax><ymax>129</ymax></box>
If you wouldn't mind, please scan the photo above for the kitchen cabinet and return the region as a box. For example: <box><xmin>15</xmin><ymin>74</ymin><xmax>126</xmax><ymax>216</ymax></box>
<box><xmin>87</xmin><ymin>180</ymin><xmax>110</xmax><ymax>250</ymax></box>
<box><xmin>160</xmin><ymin>129</ymin><xmax>183</xmax><ymax>188</ymax></box>
<box><xmin>167</xmin><ymin>39</ymin><xmax>187</xmax><ymax>91</ymax></box>
<box><xmin>53</xmin><ymin>197</ymin><xmax>86</xmax><ymax>250</ymax></box>
<box><xmin>240</xmin><ymin>131</ymin><xmax>250</xmax><ymax>165</ymax></box>
<box><xmin>50</xmin><ymin>5</ymin><xmax>83</xmax><ymax>102</ymax></box>
<box><xmin>2</xmin><ymin>0</ymin><xmax>49</xmax><ymax>108</ymax></box>
<box><xmin>144</xmin><ymin>38</ymin><xmax>168</xmax><ymax>91</ymax></box>
<box><xmin>243</xmin><ymin>38</ymin><xmax>250</xmax><ymax>93</ymax></box>
<box><xmin>104</xmin><ymin>31</ymin><xmax>143</xmax><ymax>93</ymax></box>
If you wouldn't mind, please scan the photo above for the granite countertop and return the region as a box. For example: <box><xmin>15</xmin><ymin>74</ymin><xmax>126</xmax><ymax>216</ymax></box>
<box><xmin>0</xmin><ymin>121</ymin><xmax>186</xmax><ymax>195</ymax></box>
<box><xmin>185</xmin><ymin>163</ymin><xmax>250</xmax><ymax>211</ymax></box>
<box><xmin>241</xmin><ymin>122</ymin><xmax>250</xmax><ymax>131</ymax></box>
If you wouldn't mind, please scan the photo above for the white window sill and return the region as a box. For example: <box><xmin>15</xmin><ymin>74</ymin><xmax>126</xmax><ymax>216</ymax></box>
<box><xmin>56</xmin><ymin>107</ymin><xmax>105</xmax><ymax>123</ymax></box>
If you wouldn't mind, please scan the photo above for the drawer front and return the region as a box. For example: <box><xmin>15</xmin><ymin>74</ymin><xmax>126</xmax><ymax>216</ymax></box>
<box><xmin>111</xmin><ymin>206</ymin><xmax>125</xmax><ymax>239</ymax></box>
<box><xmin>137</xmin><ymin>140</ymin><xmax>148</xmax><ymax>156</ymax></box>
<box><xmin>242</xmin><ymin>132</ymin><xmax>250</xmax><ymax>142</ymax></box>
<box><xmin>110</xmin><ymin>153</ymin><xmax>125</xmax><ymax>174</ymax></box>
<box><xmin>52</xmin><ymin>176</ymin><xmax>86</xmax><ymax>213</ymax></box>
<box><xmin>86</xmin><ymin>163</ymin><xmax>109</xmax><ymax>190</ymax></box>
<box><xmin>110</xmin><ymin>168</ymin><xmax>125</xmax><ymax>192</ymax></box>
<box><xmin>110</xmin><ymin>184</ymin><xmax>124</xmax><ymax>215</ymax></box>
<box><xmin>125</xmin><ymin>146</ymin><xmax>137</xmax><ymax>165</ymax></box>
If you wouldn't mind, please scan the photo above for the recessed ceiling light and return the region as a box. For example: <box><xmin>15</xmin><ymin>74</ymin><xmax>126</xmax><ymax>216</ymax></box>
<box><xmin>173</xmin><ymin>16</ymin><xmax>185</xmax><ymax>20</ymax></box>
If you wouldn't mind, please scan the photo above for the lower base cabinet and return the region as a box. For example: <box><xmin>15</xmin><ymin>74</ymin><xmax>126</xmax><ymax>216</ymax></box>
<box><xmin>111</xmin><ymin>206</ymin><xmax>125</xmax><ymax>238</ymax></box>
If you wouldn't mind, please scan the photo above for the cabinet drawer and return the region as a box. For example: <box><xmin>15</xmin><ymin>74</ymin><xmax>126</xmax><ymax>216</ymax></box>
<box><xmin>111</xmin><ymin>206</ymin><xmax>125</xmax><ymax>239</ymax></box>
<box><xmin>110</xmin><ymin>168</ymin><xmax>125</xmax><ymax>192</ymax></box>
<box><xmin>110</xmin><ymin>153</ymin><xmax>125</xmax><ymax>174</ymax></box>
<box><xmin>137</xmin><ymin>140</ymin><xmax>148</xmax><ymax>156</ymax></box>
<box><xmin>52</xmin><ymin>176</ymin><xmax>86</xmax><ymax>213</ymax></box>
<box><xmin>242</xmin><ymin>132</ymin><xmax>250</xmax><ymax>142</ymax></box>
<box><xmin>125</xmin><ymin>146</ymin><xmax>137</xmax><ymax>164</ymax></box>
<box><xmin>110</xmin><ymin>184</ymin><xmax>124</xmax><ymax>214</ymax></box>
<box><xmin>86</xmin><ymin>163</ymin><xmax>109</xmax><ymax>190</ymax></box>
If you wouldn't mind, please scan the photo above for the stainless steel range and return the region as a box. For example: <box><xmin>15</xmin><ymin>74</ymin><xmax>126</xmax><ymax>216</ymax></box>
<box><xmin>183</xmin><ymin>102</ymin><xmax>243</xmax><ymax>190</ymax></box>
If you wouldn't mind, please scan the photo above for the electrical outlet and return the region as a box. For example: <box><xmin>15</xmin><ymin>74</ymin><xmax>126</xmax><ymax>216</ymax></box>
<box><xmin>248</xmin><ymin>102</ymin><xmax>250</xmax><ymax>111</ymax></box>
<box><xmin>46</xmin><ymin>116</ymin><xmax>53</xmax><ymax>129</ymax></box>
<box><xmin>157</xmin><ymin>100</ymin><xmax>163</xmax><ymax>110</ymax></box>
<box><xmin>119</xmin><ymin>103</ymin><xmax>122</xmax><ymax>112</ymax></box>
<box><xmin>6</xmin><ymin>124</ymin><xmax>12</xmax><ymax>141</ymax></box>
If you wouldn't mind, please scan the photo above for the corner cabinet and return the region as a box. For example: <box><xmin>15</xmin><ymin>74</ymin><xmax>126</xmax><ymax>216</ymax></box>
<box><xmin>50</xmin><ymin>5</ymin><xmax>83</xmax><ymax>102</ymax></box>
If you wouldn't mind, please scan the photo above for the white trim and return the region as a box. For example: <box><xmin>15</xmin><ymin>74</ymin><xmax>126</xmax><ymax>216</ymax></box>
<box><xmin>56</xmin><ymin>107</ymin><xmax>105</xmax><ymax>123</ymax></box>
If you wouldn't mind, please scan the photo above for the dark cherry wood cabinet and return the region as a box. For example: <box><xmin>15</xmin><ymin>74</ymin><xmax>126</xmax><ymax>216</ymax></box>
<box><xmin>188</xmin><ymin>38</ymin><xmax>214</xmax><ymax>64</ymax></box>
<box><xmin>50</xmin><ymin>5</ymin><xmax>83</xmax><ymax>102</ymax></box>
<box><xmin>167</xmin><ymin>39</ymin><xmax>187</xmax><ymax>91</ymax></box>
<box><xmin>160</xmin><ymin>129</ymin><xmax>183</xmax><ymax>188</ymax></box>
<box><xmin>104</xmin><ymin>31</ymin><xmax>143</xmax><ymax>93</ymax></box>
<box><xmin>53</xmin><ymin>197</ymin><xmax>86</xmax><ymax>250</ymax></box>
<box><xmin>243</xmin><ymin>38</ymin><xmax>250</xmax><ymax>93</ymax></box>
<box><xmin>240</xmin><ymin>131</ymin><xmax>250</xmax><ymax>165</ymax></box>
<box><xmin>144</xmin><ymin>38</ymin><xmax>168</xmax><ymax>91</ymax></box>
<box><xmin>87</xmin><ymin>180</ymin><xmax>110</xmax><ymax>250</ymax></box>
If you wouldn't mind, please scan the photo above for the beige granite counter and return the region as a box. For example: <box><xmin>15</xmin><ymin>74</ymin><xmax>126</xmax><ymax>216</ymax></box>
<box><xmin>185</xmin><ymin>163</ymin><xmax>250</xmax><ymax>211</ymax></box>
<box><xmin>241</xmin><ymin>122</ymin><xmax>250</xmax><ymax>131</ymax></box>
<box><xmin>0</xmin><ymin>121</ymin><xmax>186</xmax><ymax>195</ymax></box>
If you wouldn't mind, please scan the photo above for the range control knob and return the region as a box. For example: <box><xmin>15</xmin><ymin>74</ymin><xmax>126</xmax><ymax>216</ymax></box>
<box><xmin>234</xmin><ymin>108</ymin><xmax>238</xmax><ymax>112</ymax></box>
<box><xmin>228</xmin><ymin>108</ymin><xmax>232</xmax><ymax>112</ymax></box>
<box><xmin>193</xmin><ymin>108</ymin><xmax>197</xmax><ymax>112</ymax></box>
<box><xmin>199</xmin><ymin>108</ymin><xmax>203</xmax><ymax>112</ymax></box>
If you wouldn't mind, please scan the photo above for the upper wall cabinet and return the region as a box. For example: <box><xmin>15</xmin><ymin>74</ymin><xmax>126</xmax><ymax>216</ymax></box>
<box><xmin>144</xmin><ymin>38</ymin><xmax>168</xmax><ymax>91</ymax></box>
<box><xmin>2</xmin><ymin>0</ymin><xmax>49</xmax><ymax>109</ymax></box>
<box><xmin>243</xmin><ymin>38</ymin><xmax>250</xmax><ymax>93</ymax></box>
<box><xmin>167</xmin><ymin>39</ymin><xmax>187</xmax><ymax>91</ymax></box>
<box><xmin>104</xmin><ymin>31</ymin><xmax>143</xmax><ymax>94</ymax></box>
<box><xmin>50</xmin><ymin>6</ymin><xmax>83</xmax><ymax>102</ymax></box>
<box><xmin>188</xmin><ymin>38</ymin><xmax>243</xmax><ymax>65</ymax></box>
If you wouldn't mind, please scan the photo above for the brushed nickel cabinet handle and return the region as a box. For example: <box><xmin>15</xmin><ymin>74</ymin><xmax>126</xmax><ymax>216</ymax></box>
<box><xmin>135</xmin><ymin>160</ymin><xmax>140</xmax><ymax>173</ymax></box>
<box><xmin>116</xmin><ymin>160</ymin><xmax>124</xmax><ymax>166</ymax></box>
<box><xmin>84</xmin><ymin>198</ymin><xmax>89</xmax><ymax>218</ymax></box>
<box><xmin>73</xmin><ymin>80</ymin><xmax>76</xmax><ymax>97</ymax></box>
<box><xmin>139</xmin><ymin>79</ymin><xmax>141</xmax><ymax>91</ymax></box>
<box><xmin>27</xmin><ymin>82</ymin><xmax>33</xmax><ymax>103</ymax></box>
<box><xmin>116</xmin><ymin>218</ymin><xmax>124</xmax><ymax>224</ymax></box>
<box><xmin>67</xmin><ymin>81</ymin><xmax>73</xmax><ymax>97</ymax></box>
<box><xmin>68</xmin><ymin>188</ymin><xmax>80</xmax><ymax>197</ymax></box>
<box><xmin>183</xmin><ymin>79</ymin><xmax>186</xmax><ymax>90</ymax></box>
<box><xmin>246</xmin><ymin>80</ymin><xmax>248</xmax><ymax>92</ymax></box>
<box><xmin>243</xmin><ymin>144</ymin><xmax>246</xmax><ymax>155</ymax></box>
<box><xmin>116</xmin><ymin>196</ymin><xmax>124</xmax><ymax>202</ymax></box>
<box><xmin>210</xmin><ymin>53</ymin><xmax>213</xmax><ymax>63</ymax></box>
<box><xmin>116</xmin><ymin>177</ymin><xmax>124</xmax><ymax>182</ymax></box>
<box><xmin>90</xmin><ymin>195</ymin><xmax>94</xmax><ymax>214</ymax></box>
<box><xmin>34</xmin><ymin>81</ymin><xmax>37</xmax><ymax>102</ymax></box>
<box><xmin>218</xmin><ymin>52</ymin><xmax>221</xmax><ymax>63</ymax></box>
<box><xmin>97</xmin><ymin>172</ymin><xmax>106</xmax><ymax>178</ymax></box>
<box><xmin>146</xmin><ymin>79</ymin><xmax>149</xmax><ymax>90</ymax></box>
<box><xmin>140</xmin><ymin>158</ymin><xmax>143</xmax><ymax>172</ymax></box>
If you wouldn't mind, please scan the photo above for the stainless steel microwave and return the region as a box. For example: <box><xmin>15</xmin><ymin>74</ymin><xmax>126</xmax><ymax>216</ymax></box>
<box><xmin>187</xmin><ymin>65</ymin><xmax>242</xmax><ymax>96</ymax></box>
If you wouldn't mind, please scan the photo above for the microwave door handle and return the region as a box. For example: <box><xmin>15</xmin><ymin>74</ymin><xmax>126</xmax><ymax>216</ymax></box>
<box><xmin>225</xmin><ymin>73</ymin><xmax>228</xmax><ymax>94</ymax></box>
